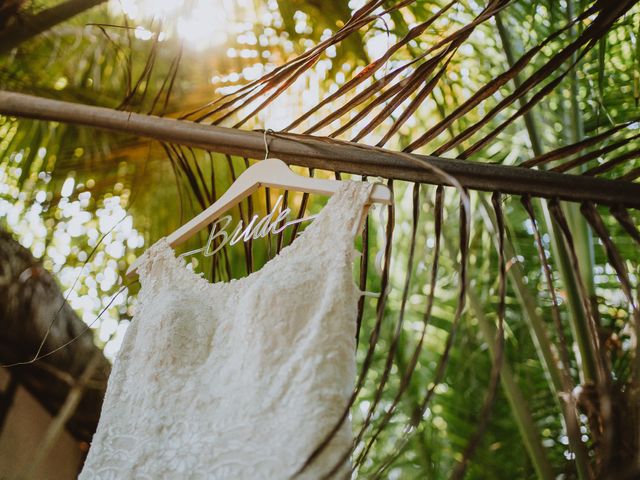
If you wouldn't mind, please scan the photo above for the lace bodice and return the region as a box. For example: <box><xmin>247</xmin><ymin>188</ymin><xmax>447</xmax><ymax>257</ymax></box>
<box><xmin>79</xmin><ymin>181</ymin><xmax>374</xmax><ymax>479</ymax></box>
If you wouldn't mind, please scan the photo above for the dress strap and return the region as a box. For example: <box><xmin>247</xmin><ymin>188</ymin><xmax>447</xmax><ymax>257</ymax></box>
<box><xmin>324</xmin><ymin>180</ymin><xmax>375</xmax><ymax>241</ymax></box>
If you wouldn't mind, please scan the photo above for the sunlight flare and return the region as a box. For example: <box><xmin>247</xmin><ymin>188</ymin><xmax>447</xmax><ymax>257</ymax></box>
<box><xmin>116</xmin><ymin>0</ymin><xmax>232</xmax><ymax>49</ymax></box>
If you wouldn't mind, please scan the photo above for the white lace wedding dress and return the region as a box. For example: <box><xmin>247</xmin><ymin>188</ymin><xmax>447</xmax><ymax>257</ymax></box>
<box><xmin>79</xmin><ymin>181</ymin><xmax>374</xmax><ymax>479</ymax></box>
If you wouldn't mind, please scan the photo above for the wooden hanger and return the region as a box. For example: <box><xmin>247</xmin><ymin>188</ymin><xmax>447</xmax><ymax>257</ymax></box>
<box><xmin>126</xmin><ymin>158</ymin><xmax>392</xmax><ymax>277</ymax></box>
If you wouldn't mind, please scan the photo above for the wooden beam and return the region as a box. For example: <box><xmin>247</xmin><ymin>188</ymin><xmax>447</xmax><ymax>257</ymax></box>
<box><xmin>1</xmin><ymin>90</ymin><xmax>639</xmax><ymax>208</ymax></box>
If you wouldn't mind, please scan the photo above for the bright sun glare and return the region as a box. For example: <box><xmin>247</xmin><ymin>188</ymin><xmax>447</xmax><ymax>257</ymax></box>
<box><xmin>115</xmin><ymin>0</ymin><xmax>234</xmax><ymax>49</ymax></box>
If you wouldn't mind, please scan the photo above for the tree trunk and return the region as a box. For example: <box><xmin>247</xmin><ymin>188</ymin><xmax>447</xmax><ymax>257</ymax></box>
<box><xmin>0</xmin><ymin>229</ymin><xmax>110</xmax><ymax>442</ymax></box>
<box><xmin>0</xmin><ymin>0</ymin><xmax>107</xmax><ymax>55</ymax></box>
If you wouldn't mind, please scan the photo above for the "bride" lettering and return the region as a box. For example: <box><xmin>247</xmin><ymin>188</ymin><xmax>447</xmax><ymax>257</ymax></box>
<box><xmin>180</xmin><ymin>195</ymin><xmax>317</xmax><ymax>258</ymax></box>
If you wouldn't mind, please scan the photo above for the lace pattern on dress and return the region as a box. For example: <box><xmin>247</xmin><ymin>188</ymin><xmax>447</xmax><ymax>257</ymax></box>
<box><xmin>79</xmin><ymin>181</ymin><xmax>374</xmax><ymax>479</ymax></box>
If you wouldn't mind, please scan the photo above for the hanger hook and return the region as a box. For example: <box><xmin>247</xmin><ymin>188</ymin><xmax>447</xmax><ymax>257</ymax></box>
<box><xmin>263</xmin><ymin>128</ymin><xmax>274</xmax><ymax>161</ymax></box>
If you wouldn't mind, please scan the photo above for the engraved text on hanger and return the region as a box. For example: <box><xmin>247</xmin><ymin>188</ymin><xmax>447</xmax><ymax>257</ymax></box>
<box><xmin>179</xmin><ymin>194</ymin><xmax>316</xmax><ymax>259</ymax></box>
